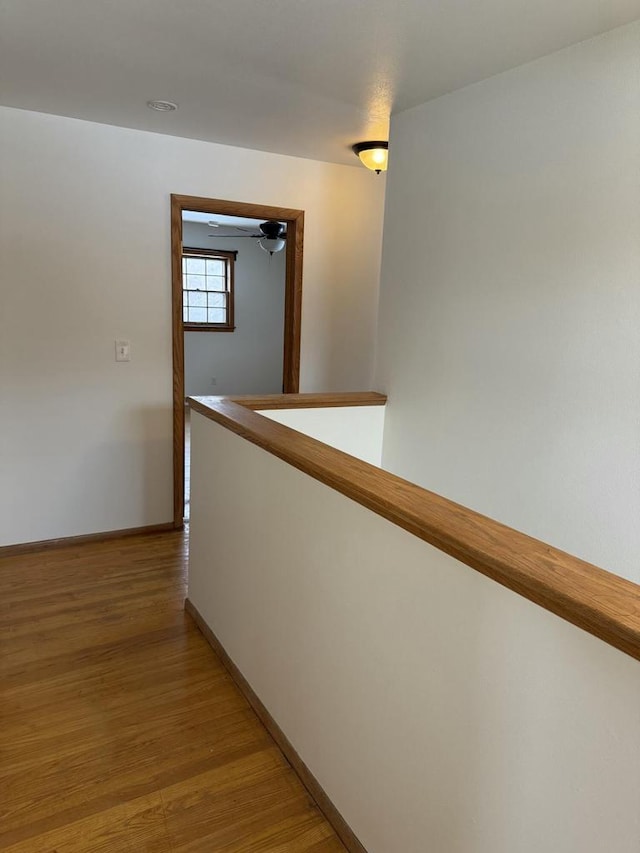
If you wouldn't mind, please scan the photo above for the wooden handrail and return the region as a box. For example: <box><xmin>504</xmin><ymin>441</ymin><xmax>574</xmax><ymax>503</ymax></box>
<box><xmin>188</xmin><ymin>393</ymin><xmax>640</xmax><ymax>662</ymax></box>
<box><xmin>213</xmin><ymin>391</ymin><xmax>387</xmax><ymax>410</ymax></box>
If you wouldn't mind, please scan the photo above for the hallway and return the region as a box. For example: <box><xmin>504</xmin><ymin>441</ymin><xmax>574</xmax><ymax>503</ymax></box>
<box><xmin>0</xmin><ymin>531</ymin><xmax>344</xmax><ymax>851</ymax></box>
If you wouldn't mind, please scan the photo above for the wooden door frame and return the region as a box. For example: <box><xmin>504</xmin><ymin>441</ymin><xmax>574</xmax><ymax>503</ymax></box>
<box><xmin>171</xmin><ymin>194</ymin><xmax>304</xmax><ymax>527</ymax></box>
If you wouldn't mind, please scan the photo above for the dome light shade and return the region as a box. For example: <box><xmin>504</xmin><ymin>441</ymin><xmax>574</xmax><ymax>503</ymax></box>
<box><xmin>258</xmin><ymin>237</ymin><xmax>286</xmax><ymax>255</ymax></box>
<box><xmin>352</xmin><ymin>141</ymin><xmax>389</xmax><ymax>174</ymax></box>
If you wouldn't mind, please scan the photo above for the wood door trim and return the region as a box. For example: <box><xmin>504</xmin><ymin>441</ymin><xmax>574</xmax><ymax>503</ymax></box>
<box><xmin>171</xmin><ymin>194</ymin><xmax>304</xmax><ymax>527</ymax></box>
<box><xmin>188</xmin><ymin>394</ymin><xmax>640</xmax><ymax>663</ymax></box>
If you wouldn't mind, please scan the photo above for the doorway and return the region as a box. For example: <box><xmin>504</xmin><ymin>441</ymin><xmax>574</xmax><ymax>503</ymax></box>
<box><xmin>171</xmin><ymin>195</ymin><xmax>304</xmax><ymax>527</ymax></box>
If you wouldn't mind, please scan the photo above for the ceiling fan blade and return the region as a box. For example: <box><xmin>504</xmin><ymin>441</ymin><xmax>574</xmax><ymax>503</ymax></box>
<box><xmin>206</xmin><ymin>224</ymin><xmax>258</xmax><ymax>233</ymax></box>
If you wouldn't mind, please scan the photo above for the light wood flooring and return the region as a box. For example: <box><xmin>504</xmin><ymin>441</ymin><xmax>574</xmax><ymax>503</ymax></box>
<box><xmin>0</xmin><ymin>531</ymin><xmax>345</xmax><ymax>852</ymax></box>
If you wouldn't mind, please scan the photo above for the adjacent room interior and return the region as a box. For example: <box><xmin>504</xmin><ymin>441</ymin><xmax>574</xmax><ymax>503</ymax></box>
<box><xmin>180</xmin><ymin>210</ymin><xmax>288</xmax><ymax>518</ymax></box>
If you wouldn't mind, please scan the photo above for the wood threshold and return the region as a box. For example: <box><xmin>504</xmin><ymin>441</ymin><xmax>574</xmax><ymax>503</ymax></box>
<box><xmin>187</xmin><ymin>393</ymin><xmax>640</xmax><ymax>663</ymax></box>
<box><xmin>0</xmin><ymin>521</ymin><xmax>177</xmax><ymax>557</ymax></box>
<box><xmin>185</xmin><ymin>598</ymin><xmax>366</xmax><ymax>853</ymax></box>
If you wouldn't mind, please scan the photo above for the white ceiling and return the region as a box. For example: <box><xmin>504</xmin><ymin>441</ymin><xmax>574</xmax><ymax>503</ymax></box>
<box><xmin>1</xmin><ymin>0</ymin><xmax>638</xmax><ymax>165</ymax></box>
<box><xmin>183</xmin><ymin>212</ymin><xmax>277</xmax><ymax>236</ymax></box>
<box><xmin>183</xmin><ymin>212</ymin><xmax>268</xmax><ymax>229</ymax></box>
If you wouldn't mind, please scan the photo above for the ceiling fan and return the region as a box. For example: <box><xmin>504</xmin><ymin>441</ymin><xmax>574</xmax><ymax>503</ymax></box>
<box><xmin>207</xmin><ymin>220</ymin><xmax>287</xmax><ymax>255</ymax></box>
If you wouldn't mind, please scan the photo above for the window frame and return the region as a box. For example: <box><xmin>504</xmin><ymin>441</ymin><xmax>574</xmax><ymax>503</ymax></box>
<box><xmin>182</xmin><ymin>246</ymin><xmax>236</xmax><ymax>332</ymax></box>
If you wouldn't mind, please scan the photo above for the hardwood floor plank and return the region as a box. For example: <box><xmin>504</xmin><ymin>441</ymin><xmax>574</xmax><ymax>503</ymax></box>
<box><xmin>160</xmin><ymin>750</ymin><xmax>330</xmax><ymax>852</ymax></box>
<box><xmin>1</xmin><ymin>791</ymin><xmax>171</xmax><ymax>853</ymax></box>
<box><xmin>0</xmin><ymin>531</ymin><xmax>346</xmax><ymax>852</ymax></box>
<box><xmin>172</xmin><ymin>809</ymin><xmax>344</xmax><ymax>853</ymax></box>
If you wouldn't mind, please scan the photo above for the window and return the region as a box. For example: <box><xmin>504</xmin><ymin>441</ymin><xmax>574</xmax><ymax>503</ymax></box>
<box><xmin>182</xmin><ymin>247</ymin><xmax>235</xmax><ymax>331</ymax></box>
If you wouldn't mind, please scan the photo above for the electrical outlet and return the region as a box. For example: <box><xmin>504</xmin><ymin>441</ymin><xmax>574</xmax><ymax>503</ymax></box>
<box><xmin>211</xmin><ymin>377</ymin><xmax>217</xmax><ymax>386</ymax></box>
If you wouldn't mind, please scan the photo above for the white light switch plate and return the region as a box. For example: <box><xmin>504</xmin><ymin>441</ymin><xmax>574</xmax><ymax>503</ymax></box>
<box><xmin>115</xmin><ymin>339</ymin><xmax>130</xmax><ymax>362</ymax></box>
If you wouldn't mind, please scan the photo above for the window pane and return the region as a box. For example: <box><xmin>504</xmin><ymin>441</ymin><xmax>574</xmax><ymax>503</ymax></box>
<box><xmin>186</xmin><ymin>274</ymin><xmax>206</xmax><ymax>290</ymax></box>
<box><xmin>186</xmin><ymin>257</ymin><xmax>205</xmax><ymax>274</ymax></box>
<box><xmin>189</xmin><ymin>307</ymin><xmax>207</xmax><ymax>323</ymax></box>
<box><xmin>206</xmin><ymin>259</ymin><xmax>226</xmax><ymax>276</ymax></box>
<box><xmin>207</xmin><ymin>292</ymin><xmax>226</xmax><ymax>308</ymax></box>
<box><xmin>206</xmin><ymin>275</ymin><xmax>226</xmax><ymax>292</ymax></box>
<box><xmin>182</xmin><ymin>252</ymin><xmax>233</xmax><ymax>327</ymax></box>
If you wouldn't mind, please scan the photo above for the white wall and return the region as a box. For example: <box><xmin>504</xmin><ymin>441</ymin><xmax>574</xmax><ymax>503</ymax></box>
<box><xmin>188</xmin><ymin>412</ymin><xmax>640</xmax><ymax>853</ymax></box>
<box><xmin>183</xmin><ymin>221</ymin><xmax>285</xmax><ymax>396</ymax></box>
<box><xmin>0</xmin><ymin>107</ymin><xmax>385</xmax><ymax>545</ymax></box>
<box><xmin>260</xmin><ymin>405</ymin><xmax>385</xmax><ymax>465</ymax></box>
<box><xmin>375</xmin><ymin>22</ymin><xmax>640</xmax><ymax>583</ymax></box>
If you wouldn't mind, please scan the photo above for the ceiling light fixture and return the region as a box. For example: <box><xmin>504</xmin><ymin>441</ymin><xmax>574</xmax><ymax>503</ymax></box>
<box><xmin>352</xmin><ymin>141</ymin><xmax>388</xmax><ymax>174</ymax></box>
<box><xmin>257</xmin><ymin>220</ymin><xmax>287</xmax><ymax>255</ymax></box>
<box><xmin>146</xmin><ymin>100</ymin><xmax>178</xmax><ymax>112</ymax></box>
